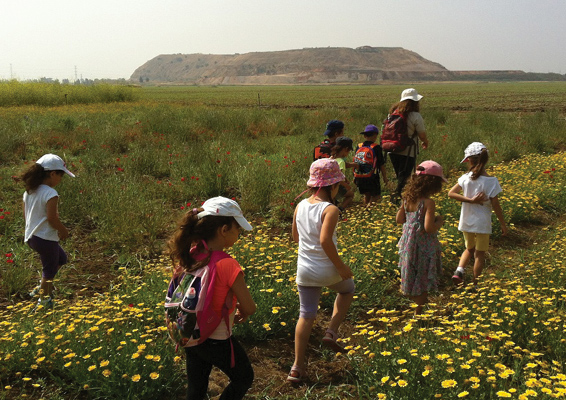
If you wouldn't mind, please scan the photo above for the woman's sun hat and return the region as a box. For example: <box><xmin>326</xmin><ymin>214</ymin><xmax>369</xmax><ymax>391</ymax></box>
<box><xmin>36</xmin><ymin>154</ymin><xmax>75</xmax><ymax>177</ymax></box>
<box><xmin>461</xmin><ymin>142</ymin><xmax>487</xmax><ymax>163</ymax></box>
<box><xmin>307</xmin><ymin>158</ymin><xmax>345</xmax><ymax>187</ymax></box>
<box><xmin>400</xmin><ymin>88</ymin><xmax>423</xmax><ymax>102</ymax></box>
<box><xmin>197</xmin><ymin>196</ymin><xmax>253</xmax><ymax>230</ymax></box>
<box><xmin>415</xmin><ymin>160</ymin><xmax>447</xmax><ymax>182</ymax></box>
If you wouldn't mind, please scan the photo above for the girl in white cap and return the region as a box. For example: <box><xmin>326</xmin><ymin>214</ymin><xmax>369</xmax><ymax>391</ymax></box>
<box><xmin>386</xmin><ymin>88</ymin><xmax>430</xmax><ymax>203</ymax></box>
<box><xmin>167</xmin><ymin>196</ymin><xmax>256</xmax><ymax>400</ymax></box>
<box><xmin>288</xmin><ymin>158</ymin><xmax>355</xmax><ymax>383</ymax></box>
<box><xmin>448</xmin><ymin>143</ymin><xmax>508</xmax><ymax>288</ymax></box>
<box><xmin>21</xmin><ymin>154</ymin><xmax>75</xmax><ymax>310</ymax></box>
<box><xmin>396</xmin><ymin>160</ymin><xmax>446</xmax><ymax>315</ymax></box>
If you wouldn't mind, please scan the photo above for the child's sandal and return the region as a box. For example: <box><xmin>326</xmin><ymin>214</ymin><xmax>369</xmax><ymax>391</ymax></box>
<box><xmin>286</xmin><ymin>365</ymin><xmax>306</xmax><ymax>383</ymax></box>
<box><xmin>322</xmin><ymin>328</ymin><xmax>345</xmax><ymax>353</ymax></box>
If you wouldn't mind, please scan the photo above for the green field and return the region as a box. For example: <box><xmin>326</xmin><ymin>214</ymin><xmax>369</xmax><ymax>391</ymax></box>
<box><xmin>0</xmin><ymin>82</ymin><xmax>565</xmax><ymax>399</ymax></box>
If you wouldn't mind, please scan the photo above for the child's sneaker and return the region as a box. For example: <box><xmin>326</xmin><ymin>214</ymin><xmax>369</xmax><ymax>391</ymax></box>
<box><xmin>452</xmin><ymin>270</ymin><xmax>464</xmax><ymax>285</ymax></box>
<box><xmin>29</xmin><ymin>285</ymin><xmax>41</xmax><ymax>298</ymax></box>
<box><xmin>33</xmin><ymin>298</ymin><xmax>55</xmax><ymax>312</ymax></box>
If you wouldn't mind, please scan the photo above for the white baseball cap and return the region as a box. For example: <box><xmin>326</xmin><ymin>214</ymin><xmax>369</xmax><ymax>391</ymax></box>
<box><xmin>400</xmin><ymin>88</ymin><xmax>423</xmax><ymax>102</ymax></box>
<box><xmin>197</xmin><ymin>196</ymin><xmax>253</xmax><ymax>231</ymax></box>
<box><xmin>461</xmin><ymin>142</ymin><xmax>487</xmax><ymax>163</ymax></box>
<box><xmin>36</xmin><ymin>154</ymin><xmax>75</xmax><ymax>177</ymax></box>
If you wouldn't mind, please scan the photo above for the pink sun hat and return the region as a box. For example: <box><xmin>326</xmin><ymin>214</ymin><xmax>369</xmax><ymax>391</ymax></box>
<box><xmin>307</xmin><ymin>158</ymin><xmax>345</xmax><ymax>187</ymax></box>
<box><xmin>415</xmin><ymin>160</ymin><xmax>448</xmax><ymax>182</ymax></box>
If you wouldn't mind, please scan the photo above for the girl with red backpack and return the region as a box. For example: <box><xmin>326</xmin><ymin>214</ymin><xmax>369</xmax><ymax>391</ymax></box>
<box><xmin>167</xmin><ymin>197</ymin><xmax>256</xmax><ymax>400</ymax></box>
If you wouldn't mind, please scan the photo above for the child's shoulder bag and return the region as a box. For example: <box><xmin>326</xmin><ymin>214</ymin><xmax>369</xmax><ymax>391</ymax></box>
<box><xmin>164</xmin><ymin>247</ymin><xmax>235</xmax><ymax>364</ymax></box>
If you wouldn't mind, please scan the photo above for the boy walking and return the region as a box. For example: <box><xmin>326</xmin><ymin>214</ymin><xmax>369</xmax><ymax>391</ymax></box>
<box><xmin>313</xmin><ymin>120</ymin><xmax>345</xmax><ymax>160</ymax></box>
<box><xmin>353</xmin><ymin>125</ymin><xmax>389</xmax><ymax>207</ymax></box>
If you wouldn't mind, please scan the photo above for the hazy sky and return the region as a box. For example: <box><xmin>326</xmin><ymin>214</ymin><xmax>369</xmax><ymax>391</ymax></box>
<box><xmin>1</xmin><ymin>0</ymin><xmax>565</xmax><ymax>80</ymax></box>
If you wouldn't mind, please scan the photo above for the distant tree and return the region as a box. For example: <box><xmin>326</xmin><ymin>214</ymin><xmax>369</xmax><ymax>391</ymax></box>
<box><xmin>139</xmin><ymin>76</ymin><xmax>144</xmax><ymax>83</ymax></box>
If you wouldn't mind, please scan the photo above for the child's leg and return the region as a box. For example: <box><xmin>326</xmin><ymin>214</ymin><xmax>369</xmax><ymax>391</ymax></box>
<box><xmin>292</xmin><ymin>286</ymin><xmax>321</xmax><ymax>371</ymax></box>
<box><xmin>28</xmin><ymin>236</ymin><xmax>67</xmax><ymax>299</ymax></box>
<box><xmin>341</xmin><ymin>189</ymin><xmax>354</xmax><ymax>209</ymax></box>
<box><xmin>453</xmin><ymin>232</ymin><xmax>474</xmax><ymax>285</ymax></box>
<box><xmin>459</xmin><ymin>248</ymin><xmax>474</xmax><ymax>269</ymax></box>
<box><xmin>472</xmin><ymin>250</ymin><xmax>486</xmax><ymax>285</ymax></box>
<box><xmin>471</xmin><ymin>235</ymin><xmax>489</xmax><ymax>285</ymax></box>
<box><xmin>327</xmin><ymin>279</ymin><xmax>355</xmax><ymax>335</ymax></box>
<box><xmin>293</xmin><ymin>317</ymin><xmax>316</xmax><ymax>370</ymax></box>
<box><xmin>409</xmin><ymin>292</ymin><xmax>428</xmax><ymax>315</ymax></box>
<box><xmin>185</xmin><ymin>346</ymin><xmax>214</xmax><ymax>399</ymax></box>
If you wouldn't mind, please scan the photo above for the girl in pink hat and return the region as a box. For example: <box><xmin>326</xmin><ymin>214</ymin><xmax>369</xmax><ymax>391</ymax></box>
<box><xmin>287</xmin><ymin>158</ymin><xmax>355</xmax><ymax>383</ymax></box>
<box><xmin>396</xmin><ymin>160</ymin><xmax>446</xmax><ymax>315</ymax></box>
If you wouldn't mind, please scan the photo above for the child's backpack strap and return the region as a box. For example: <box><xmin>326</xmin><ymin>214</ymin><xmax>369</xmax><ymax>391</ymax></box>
<box><xmin>197</xmin><ymin>250</ymin><xmax>237</xmax><ymax>367</ymax></box>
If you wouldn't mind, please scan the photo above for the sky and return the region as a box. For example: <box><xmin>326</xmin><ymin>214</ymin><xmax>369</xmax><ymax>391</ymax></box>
<box><xmin>1</xmin><ymin>0</ymin><xmax>565</xmax><ymax>81</ymax></box>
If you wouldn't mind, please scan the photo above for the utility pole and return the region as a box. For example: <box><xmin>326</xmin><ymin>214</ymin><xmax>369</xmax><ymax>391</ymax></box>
<box><xmin>75</xmin><ymin>65</ymin><xmax>78</xmax><ymax>83</ymax></box>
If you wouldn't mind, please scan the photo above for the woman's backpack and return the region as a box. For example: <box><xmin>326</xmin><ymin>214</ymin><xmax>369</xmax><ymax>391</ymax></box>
<box><xmin>164</xmin><ymin>250</ymin><xmax>232</xmax><ymax>351</ymax></box>
<box><xmin>381</xmin><ymin>111</ymin><xmax>414</xmax><ymax>153</ymax></box>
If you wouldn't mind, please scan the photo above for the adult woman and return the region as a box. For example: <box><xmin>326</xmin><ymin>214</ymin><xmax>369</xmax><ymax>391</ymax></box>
<box><xmin>387</xmin><ymin>88</ymin><xmax>430</xmax><ymax>202</ymax></box>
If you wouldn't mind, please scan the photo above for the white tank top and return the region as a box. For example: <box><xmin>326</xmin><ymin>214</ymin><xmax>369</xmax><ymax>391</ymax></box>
<box><xmin>296</xmin><ymin>199</ymin><xmax>342</xmax><ymax>287</ymax></box>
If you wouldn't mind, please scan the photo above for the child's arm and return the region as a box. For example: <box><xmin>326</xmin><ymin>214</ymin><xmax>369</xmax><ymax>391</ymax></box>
<box><xmin>424</xmin><ymin>199</ymin><xmax>443</xmax><ymax>233</ymax></box>
<box><xmin>396</xmin><ymin>204</ymin><xmax>406</xmax><ymax>224</ymax></box>
<box><xmin>340</xmin><ymin>180</ymin><xmax>352</xmax><ymax>191</ymax></box>
<box><xmin>292</xmin><ymin>206</ymin><xmax>299</xmax><ymax>243</ymax></box>
<box><xmin>320</xmin><ymin>205</ymin><xmax>353</xmax><ymax>280</ymax></box>
<box><xmin>46</xmin><ymin>197</ymin><xmax>69</xmax><ymax>240</ymax></box>
<box><xmin>448</xmin><ymin>184</ymin><xmax>487</xmax><ymax>204</ymax></box>
<box><xmin>345</xmin><ymin>161</ymin><xmax>357</xmax><ymax>169</ymax></box>
<box><xmin>490</xmin><ymin>196</ymin><xmax>508</xmax><ymax>236</ymax></box>
<box><xmin>232</xmin><ymin>272</ymin><xmax>256</xmax><ymax>323</ymax></box>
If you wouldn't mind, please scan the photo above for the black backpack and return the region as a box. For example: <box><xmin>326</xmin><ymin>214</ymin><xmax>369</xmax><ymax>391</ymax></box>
<box><xmin>381</xmin><ymin>111</ymin><xmax>413</xmax><ymax>153</ymax></box>
<box><xmin>313</xmin><ymin>140</ymin><xmax>332</xmax><ymax>160</ymax></box>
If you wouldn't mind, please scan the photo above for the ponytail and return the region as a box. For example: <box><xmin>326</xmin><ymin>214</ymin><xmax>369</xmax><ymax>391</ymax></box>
<box><xmin>167</xmin><ymin>208</ymin><xmax>236</xmax><ymax>272</ymax></box>
<box><xmin>21</xmin><ymin>164</ymin><xmax>49</xmax><ymax>194</ymax></box>
<box><xmin>468</xmin><ymin>149</ymin><xmax>489</xmax><ymax>180</ymax></box>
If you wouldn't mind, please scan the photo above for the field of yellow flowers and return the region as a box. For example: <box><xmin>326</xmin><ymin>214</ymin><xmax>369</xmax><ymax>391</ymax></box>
<box><xmin>1</xmin><ymin>149</ymin><xmax>564</xmax><ymax>399</ymax></box>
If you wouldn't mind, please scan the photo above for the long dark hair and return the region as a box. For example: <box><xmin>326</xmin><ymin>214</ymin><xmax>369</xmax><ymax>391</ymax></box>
<box><xmin>389</xmin><ymin>99</ymin><xmax>420</xmax><ymax>117</ymax></box>
<box><xmin>402</xmin><ymin>171</ymin><xmax>443</xmax><ymax>205</ymax></box>
<box><xmin>467</xmin><ymin>148</ymin><xmax>489</xmax><ymax>180</ymax></box>
<box><xmin>167</xmin><ymin>209</ymin><xmax>236</xmax><ymax>273</ymax></box>
<box><xmin>21</xmin><ymin>164</ymin><xmax>63</xmax><ymax>194</ymax></box>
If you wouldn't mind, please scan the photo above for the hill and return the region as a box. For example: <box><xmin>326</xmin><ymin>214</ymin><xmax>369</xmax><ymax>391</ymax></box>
<box><xmin>130</xmin><ymin>46</ymin><xmax>566</xmax><ymax>85</ymax></box>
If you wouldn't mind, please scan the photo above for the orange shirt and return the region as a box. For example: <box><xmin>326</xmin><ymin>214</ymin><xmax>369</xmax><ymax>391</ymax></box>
<box><xmin>209</xmin><ymin>257</ymin><xmax>242</xmax><ymax>340</ymax></box>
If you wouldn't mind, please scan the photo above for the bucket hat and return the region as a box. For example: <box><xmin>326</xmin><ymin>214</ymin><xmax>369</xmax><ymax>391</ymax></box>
<box><xmin>307</xmin><ymin>158</ymin><xmax>345</xmax><ymax>187</ymax></box>
<box><xmin>415</xmin><ymin>160</ymin><xmax>447</xmax><ymax>182</ymax></box>
<box><xmin>197</xmin><ymin>196</ymin><xmax>253</xmax><ymax>231</ymax></box>
<box><xmin>400</xmin><ymin>88</ymin><xmax>423</xmax><ymax>102</ymax></box>
<box><xmin>461</xmin><ymin>142</ymin><xmax>487</xmax><ymax>163</ymax></box>
<box><xmin>36</xmin><ymin>154</ymin><xmax>75</xmax><ymax>177</ymax></box>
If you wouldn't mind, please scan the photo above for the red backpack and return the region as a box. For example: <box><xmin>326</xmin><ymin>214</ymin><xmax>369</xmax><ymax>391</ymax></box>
<box><xmin>353</xmin><ymin>142</ymin><xmax>379</xmax><ymax>178</ymax></box>
<box><xmin>381</xmin><ymin>111</ymin><xmax>413</xmax><ymax>153</ymax></box>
